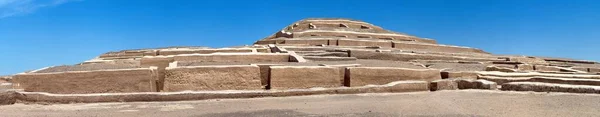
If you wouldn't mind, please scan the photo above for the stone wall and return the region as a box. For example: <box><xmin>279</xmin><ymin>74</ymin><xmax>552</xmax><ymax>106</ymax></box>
<box><xmin>12</xmin><ymin>68</ymin><xmax>158</xmax><ymax>94</ymax></box>
<box><xmin>269</xmin><ymin>66</ymin><xmax>341</xmax><ymax>89</ymax></box>
<box><xmin>346</xmin><ymin>67</ymin><xmax>441</xmax><ymax>87</ymax></box>
<box><xmin>163</xmin><ymin>65</ymin><xmax>262</xmax><ymax>91</ymax></box>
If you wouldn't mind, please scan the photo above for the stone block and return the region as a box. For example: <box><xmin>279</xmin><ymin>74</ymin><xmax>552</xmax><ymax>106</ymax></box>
<box><xmin>164</xmin><ymin>65</ymin><xmax>261</xmax><ymax>91</ymax></box>
<box><xmin>270</xmin><ymin>66</ymin><xmax>341</xmax><ymax>89</ymax></box>
<box><xmin>346</xmin><ymin>67</ymin><xmax>441</xmax><ymax>87</ymax></box>
<box><xmin>13</xmin><ymin>68</ymin><xmax>158</xmax><ymax>94</ymax></box>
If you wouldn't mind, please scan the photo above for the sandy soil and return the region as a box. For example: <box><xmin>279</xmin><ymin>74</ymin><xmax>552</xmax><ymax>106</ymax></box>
<box><xmin>1</xmin><ymin>90</ymin><xmax>600</xmax><ymax>117</ymax></box>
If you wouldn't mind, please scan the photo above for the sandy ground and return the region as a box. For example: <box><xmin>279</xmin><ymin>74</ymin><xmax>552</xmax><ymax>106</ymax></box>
<box><xmin>1</xmin><ymin>90</ymin><xmax>600</xmax><ymax>117</ymax></box>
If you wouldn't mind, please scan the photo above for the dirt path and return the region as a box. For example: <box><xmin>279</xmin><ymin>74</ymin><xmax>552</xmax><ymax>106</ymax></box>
<box><xmin>1</xmin><ymin>90</ymin><xmax>600</xmax><ymax>117</ymax></box>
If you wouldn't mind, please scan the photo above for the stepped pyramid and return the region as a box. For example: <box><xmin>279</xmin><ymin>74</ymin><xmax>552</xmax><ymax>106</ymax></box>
<box><xmin>2</xmin><ymin>18</ymin><xmax>600</xmax><ymax>104</ymax></box>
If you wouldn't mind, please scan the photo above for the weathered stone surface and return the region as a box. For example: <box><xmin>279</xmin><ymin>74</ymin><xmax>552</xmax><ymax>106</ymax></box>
<box><xmin>13</xmin><ymin>68</ymin><xmax>158</xmax><ymax>94</ymax></box>
<box><xmin>158</xmin><ymin>48</ymin><xmax>254</xmax><ymax>55</ymax></box>
<box><xmin>456</xmin><ymin>79</ymin><xmax>497</xmax><ymax>90</ymax></box>
<box><xmin>517</xmin><ymin>64</ymin><xmax>534</xmax><ymax>71</ymax></box>
<box><xmin>346</xmin><ymin>67</ymin><xmax>441</xmax><ymax>87</ymax></box>
<box><xmin>441</xmin><ymin>71</ymin><xmax>478</xmax><ymax>80</ymax></box>
<box><xmin>534</xmin><ymin>65</ymin><xmax>561</xmax><ymax>72</ymax></box>
<box><xmin>0</xmin><ymin>83</ymin><xmax>12</xmax><ymax>90</ymax></box>
<box><xmin>501</xmin><ymin>82</ymin><xmax>600</xmax><ymax>94</ymax></box>
<box><xmin>430</xmin><ymin>79</ymin><xmax>458</xmax><ymax>91</ymax></box>
<box><xmin>393</xmin><ymin>42</ymin><xmax>487</xmax><ymax>54</ymax></box>
<box><xmin>350</xmin><ymin>50</ymin><xmax>503</xmax><ymax>62</ymax></box>
<box><xmin>140</xmin><ymin>56</ymin><xmax>174</xmax><ymax>91</ymax></box>
<box><xmin>572</xmin><ymin>67</ymin><xmax>589</xmax><ymax>72</ymax></box>
<box><xmin>15</xmin><ymin>81</ymin><xmax>429</xmax><ymax>104</ymax></box>
<box><xmin>303</xmin><ymin>56</ymin><xmax>357</xmax><ymax>61</ymax></box>
<box><xmin>320</xmin><ymin>64</ymin><xmax>361</xmax><ymax>86</ymax></box>
<box><xmin>269</xmin><ymin>66</ymin><xmax>341</xmax><ymax>89</ymax></box>
<box><xmin>590</xmin><ymin>68</ymin><xmax>600</xmax><ymax>73</ymax></box>
<box><xmin>485</xmin><ymin>66</ymin><xmax>517</xmax><ymax>72</ymax></box>
<box><xmin>288</xmin><ymin>52</ymin><xmax>307</xmax><ymax>62</ymax></box>
<box><xmin>0</xmin><ymin>91</ymin><xmax>18</xmax><ymax>105</ymax></box>
<box><xmin>174</xmin><ymin>53</ymin><xmax>291</xmax><ymax>62</ymax></box>
<box><xmin>508</xmin><ymin>57</ymin><xmax>548</xmax><ymax>65</ymax></box>
<box><xmin>164</xmin><ymin>65</ymin><xmax>261</xmax><ymax>91</ymax></box>
<box><xmin>337</xmin><ymin>39</ymin><xmax>392</xmax><ymax>48</ymax></box>
<box><xmin>250</xmin><ymin>64</ymin><xmax>284</xmax><ymax>87</ymax></box>
<box><xmin>284</xmin><ymin>39</ymin><xmax>330</xmax><ymax>45</ymax></box>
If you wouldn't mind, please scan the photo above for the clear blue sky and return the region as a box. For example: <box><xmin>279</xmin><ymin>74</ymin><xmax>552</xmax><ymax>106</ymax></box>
<box><xmin>0</xmin><ymin>0</ymin><xmax>599</xmax><ymax>75</ymax></box>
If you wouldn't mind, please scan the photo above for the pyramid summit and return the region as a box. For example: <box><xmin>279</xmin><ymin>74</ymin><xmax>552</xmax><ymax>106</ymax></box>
<box><xmin>2</xmin><ymin>18</ymin><xmax>600</xmax><ymax>105</ymax></box>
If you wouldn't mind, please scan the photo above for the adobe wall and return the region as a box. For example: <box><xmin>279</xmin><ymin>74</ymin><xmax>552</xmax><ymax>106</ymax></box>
<box><xmin>283</xmin><ymin>39</ymin><xmax>330</xmax><ymax>45</ymax></box>
<box><xmin>163</xmin><ymin>65</ymin><xmax>262</xmax><ymax>91</ymax></box>
<box><xmin>346</xmin><ymin>67</ymin><xmax>441</xmax><ymax>87</ymax></box>
<box><xmin>441</xmin><ymin>71</ymin><xmax>478</xmax><ymax>80</ymax></box>
<box><xmin>12</xmin><ymin>68</ymin><xmax>158</xmax><ymax>94</ymax></box>
<box><xmin>590</xmin><ymin>68</ymin><xmax>600</xmax><ymax>73</ymax></box>
<box><xmin>140</xmin><ymin>56</ymin><xmax>174</xmax><ymax>91</ymax></box>
<box><xmin>251</xmin><ymin>64</ymin><xmax>284</xmax><ymax>88</ymax></box>
<box><xmin>269</xmin><ymin>66</ymin><xmax>341</xmax><ymax>89</ymax></box>
<box><xmin>349</xmin><ymin>50</ymin><xmax>503</xmax><ymax>62</ymax></box>
<box><xmin>173</xmin><ymin>53</ymin><xmax>291</xmax><ymax>62</ymax></box>
<box><xmin>534</xmin><ymin>65</ymin><xmax>561</xmax><ymax>72</ymax></box>
<box><xmin>99</xmin><ymin>50</ymin><xmax>157</xmax><ymax>58</ymax></box>
<box><xmin>392</xmin><ymin>42</ymin><xmax>487</xmax><ymax>54</ymax></box>
<box><xmin>293</xmin><ymin>31</ymin><xmax>418</xmax><ymax>42</ymax></box>
<box><xmin>158</xmin><ymin>48</ymin><xmax>255</xmax><ymax>56</ymax></box>
<box><xmin>337</xmin><ymin>39</ymin><xmax>393</xmax><ymax>48</ymax></box>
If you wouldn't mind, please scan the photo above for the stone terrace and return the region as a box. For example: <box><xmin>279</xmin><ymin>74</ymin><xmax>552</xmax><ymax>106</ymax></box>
<box><xmin>3</xmin><ymin>18</ymin><xmax>600</xmax><ymax>104</ymax></box>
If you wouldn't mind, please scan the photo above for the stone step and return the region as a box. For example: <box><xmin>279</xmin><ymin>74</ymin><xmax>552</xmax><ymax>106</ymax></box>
<box><xmin>501</xmin><ymin>82</ymin><xmax>600</xmax><ymax>94</ymax></box>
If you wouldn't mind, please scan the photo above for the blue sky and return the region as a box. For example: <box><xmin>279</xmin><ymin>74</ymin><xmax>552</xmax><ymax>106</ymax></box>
<box><xmin>0</xmin><ymin>0</ymin><xmax>599</xmax><ymax>75</ymax></box>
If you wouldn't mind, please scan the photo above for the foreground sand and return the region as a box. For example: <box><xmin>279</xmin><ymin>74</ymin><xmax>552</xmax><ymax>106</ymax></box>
<box><xmin>1</xmin><ymin>90</ymin><xmax>599</xmax><ymax>117</ymax></box>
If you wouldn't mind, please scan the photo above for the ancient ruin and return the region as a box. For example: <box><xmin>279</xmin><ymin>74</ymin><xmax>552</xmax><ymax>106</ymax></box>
<box><xmin>2</xmin><ymin>18</ymin><xmax>600</xmax><ymax>105</ymax></box>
